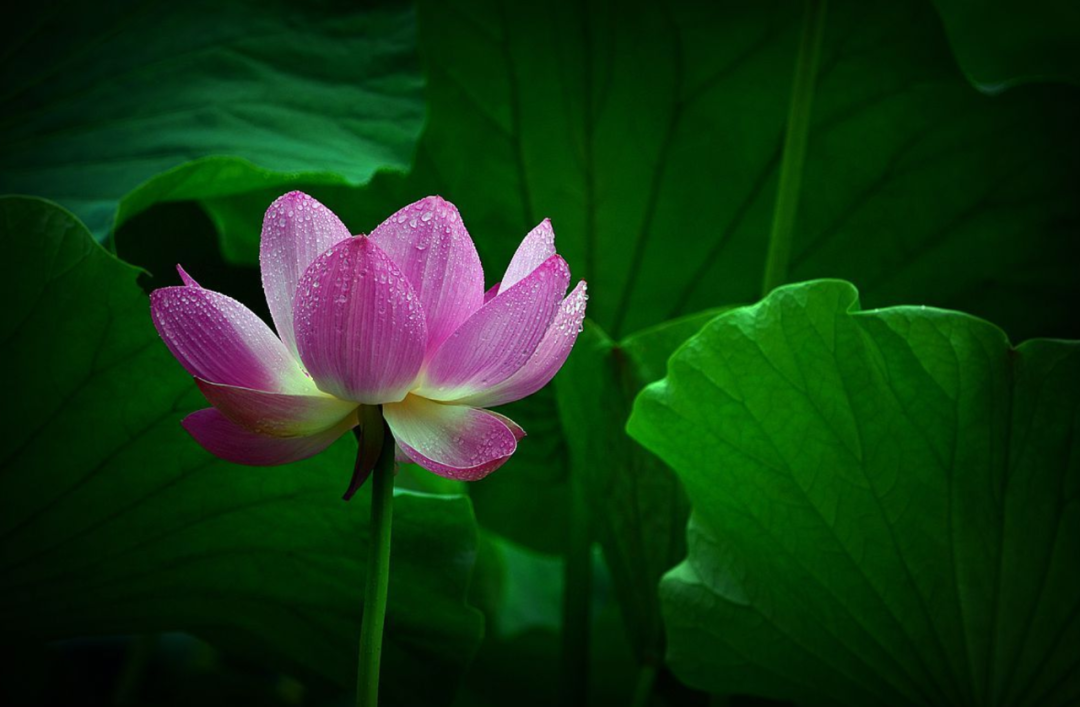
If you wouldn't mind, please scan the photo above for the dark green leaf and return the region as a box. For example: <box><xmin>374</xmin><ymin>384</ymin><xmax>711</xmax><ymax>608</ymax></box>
<box><xmin>932</xmin><ymin>0</ymin><xmax>1080</xmax><ymax>91</ymax></box>
<box><xmin>0</xmin><ymin>0</ymin><xmax>424</xmax><ymax>240</ymax></box>
<box><xmin>554</xmin><ymin>310</ymin><xmax>727</xmax><ymax>664</ymax></box>
<box><xmin>628</xmin><ymin>279</ymin><xmax>1080</xmax><ymax>706</ymax></box>
<box><xmin>452</xmin><ymin>535</ymin><xmax>639</xmax><ymax>707</ymax></box>
<box><xmin>398</xmin><ymin>0</ymin><xmax>1079</xmax><ymax>342</ymax></box>
<box><xmin>0</xmin><ymin>197</ymin><xmax>482</xmax><ymax>706</ymax></box>
<box><xmin>469</xmin><ymin>388</ymin><xmax>573</xmax><ymax>554</ymax></box>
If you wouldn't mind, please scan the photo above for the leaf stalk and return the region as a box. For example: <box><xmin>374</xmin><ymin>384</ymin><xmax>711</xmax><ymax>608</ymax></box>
<box><xmin>355</xmin><ymin>415</ymin><xmax>396</xmax><ymax>707</ymax></box>
<box><xmin>560</xmin><ymin>463</ymin><xmax>593</xmax><ymax>707</ymax></box>
<box><xmin>762</xmin><ymin>0</ymin><xmax>828</xmax><ymax>296</ymax></box>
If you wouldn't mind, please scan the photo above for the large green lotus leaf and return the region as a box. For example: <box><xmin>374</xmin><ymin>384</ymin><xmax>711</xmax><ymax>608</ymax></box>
<box><xmin>554</xmin><ymin>309</ymin><xmax>727</xmax><ymax>664</ymax></box>
<box><xmin>932</xmin><ymin>0</ymin><xmax>1080</xmax><ymax>91</ymax></box>
<box><xmin>0</xmin><ymin>0</ymin><xmax>424</xmax><ymax>241</ymax></box>
<box><xmin>628</xmin><ymin>279</ymin><xmax>1080</xmax><ymax>706</ymax></box>
<box><xmin>0</xmin><ymin>197</ymin><xmax>482</xmax><ymax>706</ymax></box>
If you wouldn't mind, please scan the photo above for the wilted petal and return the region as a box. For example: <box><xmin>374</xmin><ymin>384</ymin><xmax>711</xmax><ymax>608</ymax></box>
<box><xmin>260</xmin><ymin>191</ymin><xmax>351</xmax><ymax>360</ymax></box>
<box><xmin>455</xmin><ymin>281</ymin><xmax>587</xmax><ymax>407</ymax></box>
<box><xmin>195</xmin><ymin>378</ymin><xmax>358</xmax><ymax>437</ymax></box>
<box><xmin>370</xmin><ymin>196</ymin><xmax>485</xmax><ymax>355</ymax></box>
<box><xmin>182</xmin><ymin>408</ymin><xmax>356</xmax><ymax>466</ymax></box>
<box><xmin>293</xmin><ymin>237</ymin><xmax>427</xmax><ymax>404</ymax></box>
<box><xmin>383</xmin><ymin>396</ymin><xmax>521</xmax><ymax>481</ymax></box>
<box><xmin>151</xmin><ymin>286</ymin><xmax>312</xmax><ymax>394</ymax></box>
<box><xmin>501</xmin><ymin>218</ymin><xmax>556</xmax><ymax>292</ymax></box>
<box><xmin>418</xmin><ymin>255</ymin><xmax>569</xmax><ymax>401</ymax></box>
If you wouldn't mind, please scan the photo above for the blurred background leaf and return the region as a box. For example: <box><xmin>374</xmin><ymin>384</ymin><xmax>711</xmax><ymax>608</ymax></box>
<box><xmin>0</xmin><ymin>0</ymin><xmax>425</xmax><ymax>241</ymax></box>
<box><xmin>629</xmin><ymin>280</ymin><xmax>1080</xmax><ymax>706</ymax></box>
<box><xmin>932</xmin><ymin>0</ymin><xmax>1080</xmax><ymax>92</ymax></box>
<box><xmin>451</xmin><ymin>534</ymin><xmax>644</xmax><ymax>707</ymax></box>
<box><xmin>0</xmin><ymin>197</ymin><xmax>483</xmax><ymax>706</ymax></box>
<box><xmin>554</xmin><ymin>309</ymin><xmax>728</xmax><ymax>668</ymax></box>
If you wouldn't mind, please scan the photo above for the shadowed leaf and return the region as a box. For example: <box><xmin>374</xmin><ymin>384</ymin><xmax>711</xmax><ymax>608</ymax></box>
<box><xmin>0</xmin><ymin>0</ymin><xmax>425</xmax><ymax>241</ymax></box>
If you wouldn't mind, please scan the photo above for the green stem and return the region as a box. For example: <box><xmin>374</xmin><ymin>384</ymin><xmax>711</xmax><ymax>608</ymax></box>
<box><xmin>356</xmin><ymin>419</ymin><xmax>395</xmax><ymax>707</ymax></box>
<box><xmin>112</xmin><ymin>634</ymin><xmax>157</xmax><ymax>706</ymax></box>
<box><xmin>761</xmin><ymin>0</ymin><xmax>828</xmax><ymax>297</ymax></box>
<box><xmin>630</xmin><ymin>664</ymin><xmax>658</xmax><ymax>707</ymax></box>
<box><xmin>560</xmin><ymin>465</ymin><xmax>592</xmax><ymax>707</ymax></box>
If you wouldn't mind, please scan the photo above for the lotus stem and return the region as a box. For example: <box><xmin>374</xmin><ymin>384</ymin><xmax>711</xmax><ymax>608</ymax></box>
<box><xmin>630</xmin><ymin>664</ymin><xmax>658</xmax><ymax>707</ymax></box>
<box><xmin>762</xmin><ymin>0</ymin><xmax>827</xmax><ymax>296</ymax></box>
<box><xmin>560</xmin><ymin>464</ymin><xmax>593</xmax><ymax>707</ymax></box>
<box><xmin>356</xmin><ymin>417</ymin><xmax>396</xmax><ymax>707</ymax></box>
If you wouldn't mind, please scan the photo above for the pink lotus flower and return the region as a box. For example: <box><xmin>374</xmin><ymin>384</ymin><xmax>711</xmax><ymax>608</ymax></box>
<box><xmin>151</xmin><ymin>193</ymin><xmax>587</xmax><ymax>483</ymax></box>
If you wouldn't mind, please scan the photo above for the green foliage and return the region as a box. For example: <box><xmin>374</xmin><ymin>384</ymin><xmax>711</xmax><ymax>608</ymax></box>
<box><xmin>0</xmin><ymin>0</ymin><xmax>424</xmax><ymax>241</ymax></box>
<box><xmin>185</xmin><ymin>0</ymin><xmax>1079</xmax><ymax>343</ymax></box>
<box><xmin>180</xmin><ymin>0</ymin><xmax>1080</xmax><ymax>562</ymax></box>
<box><xmin>629</xmin><ymin>280</ymin><xmax>1080</xmax><ymax>706</ymax></box>
<box><xmin>0</xmin><ymin>197</ymin><xmax>482</xmax><ymax>706</ymax></box>
<box><xmin>360</xmin><ymin>0</ymin><xmax>1077</xmax><ymax>341</ymax></box>
<box><xmin>452</xmin><ymin>535</ymin><xmax>640</xmax><ymax>707</ymax></box>
<box><xmin>1</xmin><ymin>0</ymin><xmax>1079</xmax><ymax>704</ymax></box>
<box><xmin>933</xmin><ymin>0</ymin><xmax>1080</xmax><ymax>91</ymax></box>
<box><xmin>555</xmin><ymin>310</ymin><xmax>729</xmax><ymax>664</ymax></box>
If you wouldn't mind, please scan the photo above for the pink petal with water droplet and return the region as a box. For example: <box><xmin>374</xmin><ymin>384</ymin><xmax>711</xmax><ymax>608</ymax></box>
<box><xmin>177</xmin><ymin>264</ymin><xmax>201</xmax><ymax>288</ymax></box>
<box><xmin>455</xmin><ymin>280</ymin><xmax>588</xmax><ymax>407</ymax></box>
<box><xmin>195</xmin><ymin>378</ymin><xmax>358</xmax><ymax>437</ymax></box>
<box><xmin>260</xmin><ymin>191</ymin><xmax>351</xmax><ymax>360</ymax></box>
<box><xmin>486</xmin><ymin>410</ymin><xmax>527</xmax><ymax>441</ymax></box>
<box><xmin>370</xmin><ymin>196</ymin><xmax>485</xmax><ymax>355</ymax></box>
<box><xmin>484</xmin><ymin>282</ymin><xmax>501</xmax><ymax>302</ymax></box>
<box><xmin>151</xmin><ymin>286</ymin><xmax>313</xmax><ymax>394</ymax></box>
<box><xmin>501</xmin><ymin>218</ymin><xmax>556</xmax><ymax>292</ymax></box>
<box><xmin>293</xmin><ymin>237</ymin><xmax>427</xmax><ymax>404</ymax></box>
<box><xmin>417</xmin><ymin>255</ymin><xmax>570</xmax><ymax>401</ymax></box>
<box><xmin>182</xmin><ymin>408</ymin><xmax>355</xmax><ymax>466</ymax></box>
<box><xmin>383</xmin><ymin>396</ymin><xmax>520</xmax><ymax>481</ymax></box>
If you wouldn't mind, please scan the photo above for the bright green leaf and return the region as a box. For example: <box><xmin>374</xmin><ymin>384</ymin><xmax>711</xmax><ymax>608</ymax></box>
<box><xmin>0</xmin><ymin>0</ymin><xmax>424</xmax><ymax>241</ymax></box>
<box><xmin>0</xmin><ymin>197</ymin><xmax>482</xmax><ymax>706</ymax></box>
<box><xmin>628</xmin><ymin>280</ymin><xmax>1080</xmax><ymax>706</ymax></box>
<box><xmin>932</xmin><ymin>0</ymin><xmax>1080</xmax><ymax>92</ymax></box>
